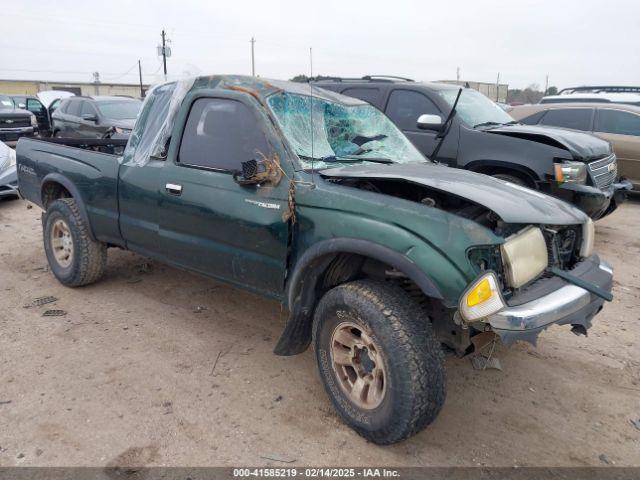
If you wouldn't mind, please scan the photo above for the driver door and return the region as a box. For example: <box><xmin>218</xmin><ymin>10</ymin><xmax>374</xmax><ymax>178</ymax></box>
<box><xmin>159</xmin><ymin>95</ymin><xmax>290</xmax><ymax>298</ymax></box>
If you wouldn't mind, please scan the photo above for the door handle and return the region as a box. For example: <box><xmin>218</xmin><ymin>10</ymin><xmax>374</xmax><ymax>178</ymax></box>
<box><xmin>165</xmin><ymin>183</ymin><xmax>183</xmax><ymax>195</ymax></box>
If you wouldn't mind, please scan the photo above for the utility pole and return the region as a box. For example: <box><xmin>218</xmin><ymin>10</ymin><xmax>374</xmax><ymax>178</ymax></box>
<box><xmin>456</xmin><ymin>66</ymin><xmax>460</xmax><ymax>82</ymax></box>
<box><xmin>92</xmin><ymin>71</ymin><xmax>100</xmax><ymax>95</ymax></box>
<box><xmin>545</xmin><ymin>74</ymin><xmax>549</xmax><ymax>95</ymax></box>
<box><xmin>496</xmin><ymin>72</ymin><xmax>500</xmax><ymax>102</ymax></box>
<box><xmin>161</xmin><ymin>29</ymin><xmax>168</xmax><ymax>80</ymax></box>
<box><xmin>250</xmin><ymin>37</ymin><xmax>256</xmax><ymax>76</ymax></box>
<box><xmin>138</xmin><ymin>59</ymin><xmax>144</xmax><ymax>97</ymax></box>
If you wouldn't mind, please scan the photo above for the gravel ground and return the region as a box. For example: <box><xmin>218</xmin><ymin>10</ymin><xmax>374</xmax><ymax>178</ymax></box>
<box><xmin>0</xmin><ymin>197</ymin><xmax>639</xmax><ymax>467</ymax></box>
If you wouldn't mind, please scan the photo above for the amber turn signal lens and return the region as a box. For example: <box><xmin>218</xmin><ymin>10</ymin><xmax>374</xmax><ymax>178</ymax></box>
<box><xmin>466</xmin><ymin>278</ymin><xmax>492</xmax><ymax>307</ymax></box>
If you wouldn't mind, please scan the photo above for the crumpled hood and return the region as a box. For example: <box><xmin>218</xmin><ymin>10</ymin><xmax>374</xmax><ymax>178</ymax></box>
<box><xmin>321</xmin><ymin>162</ymin><xmax>588</xmax><ymax>225</ymax></box>
<box><xmin>485</xmin><ymin>124</ymin><xmax>611</xmax><ymax>161</ymax></box>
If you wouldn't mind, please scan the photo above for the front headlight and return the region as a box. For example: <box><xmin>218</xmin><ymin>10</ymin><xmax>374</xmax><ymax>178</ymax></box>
<box><xmin>30</xmin><ymin>114</ymin><xmax>38</xmax><ymax>127</ymax></box>
<box><xmin>580</xmin><ymin>218</ymin><xmax>594</xmax><ymax>258</ymax></box>
<box><xmin>554</xmin><ymin>160</ymin><xmax>587</xmax><ymax>184</ymax></box>
<box><xmin>500</xmin><ymin>226</ymin><xmax>548</xmax><ymax>288</ymax></box>
<box><xmin>459</xmin><ymin>272</ymin><xmax>505</xmax><ymax>322</ymax></box>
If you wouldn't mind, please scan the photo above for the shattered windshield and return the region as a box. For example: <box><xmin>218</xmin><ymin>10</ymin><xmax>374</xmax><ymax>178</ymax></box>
<box><xmin>267</xmin><ymin>92</ymin><xmax>426</xmax><ymax>169</ymax></box>
<box><xmin>437</xmin><ymin>88</ymin><xmax>513</xmax><ymax>128</ymax></box>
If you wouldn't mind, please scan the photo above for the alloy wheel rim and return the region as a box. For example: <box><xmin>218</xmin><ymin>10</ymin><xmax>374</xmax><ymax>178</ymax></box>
<box><xmin>330</xmin><ymin>321</ymin><xmax>386</xmax><ymax>409</ymax></box>
<box><xmin>51</xmin><ymin>219</ymin><xmax>73</xmax><ymax>268</ymax></box>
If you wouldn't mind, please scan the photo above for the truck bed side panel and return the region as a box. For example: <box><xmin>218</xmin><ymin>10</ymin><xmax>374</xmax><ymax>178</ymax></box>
<box><xmin>16</xmin><ymin>138</ymin><xmax>122</xmax><ymax>245</ymax></box>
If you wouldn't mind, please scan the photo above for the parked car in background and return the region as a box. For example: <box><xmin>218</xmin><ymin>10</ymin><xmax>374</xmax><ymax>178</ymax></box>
<box><xmin>315</xmin><ymin>76</ymin><xmax>631</xmax><ymax>219</ymax></box>
<box><xmin>0</xmin><ymin>94</ymin><xmax>38</xmax><ymax>146</ymax></box>
<box><xmin>17</xmin><ymin>75</ymin><xmax>615</xmax><ymax>444</ymax></box>
<box><xmin>0</xmin><ymin>140</ymin><xmax>18</xmax><ymax>199</ymax></box>
<box><xmin>539</xmin><ymin>93</ymin><xmax>640</xmax><ymax>106</ymax></box>
<box><xmin>510</xmin><ymin>102</ymin><xmax>640</xmax><ymax>191</ymax></box>
<box><xmin>11</xmin><ymin>95</ymin><xmax>53</xmax><ymax>136</ymax></box>
<box><xmin>52</xmin><ymin>95</ymin><xmax>142</xmax><ymax>139</ymax></box>
<box><xmin>37</xmin><ymin>90</ymin><xmax>75</xmax><ymax>117</ymax></box>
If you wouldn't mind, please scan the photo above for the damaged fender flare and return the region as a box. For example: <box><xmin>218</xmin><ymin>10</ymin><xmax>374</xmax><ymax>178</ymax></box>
<box><xmin>40</xmin><ymin>173</ymin><xmax>96</xmax><ymax>241</ymax></box>
<box><xmin>274</xmin><ymin>238</ymin><xmax>444</xmax><ymax>356</ymax></box>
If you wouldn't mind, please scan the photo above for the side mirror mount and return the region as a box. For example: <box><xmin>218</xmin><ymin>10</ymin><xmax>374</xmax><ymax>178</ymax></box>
<box><xmin>81</xmin><ymin>113</ymin><xmax>97</xmax><ymax>123</ymax></box>
<box><xmin>417</xmin><ymin>114</ymin><xmax>443</xmax><ymax>131</ymax></box>
<box><xmin>233</xmin><ymin>160</ymin><xmax>261</xmax><ymax>186</ymax></box>
<box><xmin>233</xmin><ymin>157</ymin><xmax>282</xmax><ymax>186</ymax></box>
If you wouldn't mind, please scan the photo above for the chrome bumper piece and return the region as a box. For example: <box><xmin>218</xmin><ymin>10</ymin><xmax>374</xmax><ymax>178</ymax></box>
<box><xmin>487</xmin><ymin>259</ymin><xmax>613</xmax><ymax>345</ymax></box>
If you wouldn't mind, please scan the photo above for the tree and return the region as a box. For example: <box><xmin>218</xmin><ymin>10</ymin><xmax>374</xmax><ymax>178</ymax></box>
<box><xmin>546</xmin><ymin>86</ymin><xmax>558</xmax><ymax>96</ymax></box>
<box><xmin>290</xmin><ymin>74</ymin><xmax>335</xmax><ymax>83</ymax></box>
<box><xmin>506</xmin><ymin>83</ymin><xmax>545</xmax><ymax>105</ymax></box>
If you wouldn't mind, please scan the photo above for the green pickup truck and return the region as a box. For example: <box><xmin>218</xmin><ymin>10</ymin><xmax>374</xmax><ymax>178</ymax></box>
<box><xmin>16</xmin><ymin>75</ymin><xmax>614</xmax><ymax>444</ymax></box>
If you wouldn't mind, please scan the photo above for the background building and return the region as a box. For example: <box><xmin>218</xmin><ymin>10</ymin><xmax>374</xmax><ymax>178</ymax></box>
<box><xmin>439</xmin><ymin>80</ymin><xmax>509</xmax><ymax>103</ymax></box>
<box><xmin>0</xmin><ymin>79</ymin><xmax>149</xmax><ymax>97</ymax></box>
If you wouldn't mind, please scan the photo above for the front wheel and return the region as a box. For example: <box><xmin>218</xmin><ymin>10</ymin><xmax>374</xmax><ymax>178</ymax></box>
<box><xmin>312</xmin><ymin>280</ymin><xmax>446</xmax><ymax>445</ymax></box>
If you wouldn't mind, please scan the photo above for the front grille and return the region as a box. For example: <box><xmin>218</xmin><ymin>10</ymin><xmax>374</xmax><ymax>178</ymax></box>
<box><xmin>0</xmin><ymin>116</ymin><xmax>30</xmax><ymax>128</ymax></box>
<box><xmin>588</xmin><ymin>154</ymin><xmax>617</xmax><ymax>189</ymax></box>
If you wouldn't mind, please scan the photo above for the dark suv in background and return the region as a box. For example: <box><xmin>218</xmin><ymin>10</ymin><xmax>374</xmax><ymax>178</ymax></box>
<box><xmin>52</xmin><ymin>95</ymin><xmax>142</xmax><ymax>139</ymax></box>
<box><xmin>0</xmin><ymin>94</ymin><xmax>38</xmax><ymax>146</ymax></box>
<box><xmin>315</xmin><ymin>76</ymin><xmax>631</xmax><ymax>219</ymax></box>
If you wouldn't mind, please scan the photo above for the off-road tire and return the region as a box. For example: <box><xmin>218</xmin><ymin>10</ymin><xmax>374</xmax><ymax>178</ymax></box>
<box><xmin>43</xmin><ymin>198</ymin><xmax>107</xmax><ymax>287</ymax></box>
<box><xmin>312</xmin><ymin>279</ymin><xmax>446</xmax><ymax>444</ymax></box>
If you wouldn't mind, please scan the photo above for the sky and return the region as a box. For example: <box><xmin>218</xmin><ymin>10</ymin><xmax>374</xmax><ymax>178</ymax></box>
<box><xmin>1</xmin><ymin>0</ymin><xmax>639</xmax><ymax>90</ymax></box>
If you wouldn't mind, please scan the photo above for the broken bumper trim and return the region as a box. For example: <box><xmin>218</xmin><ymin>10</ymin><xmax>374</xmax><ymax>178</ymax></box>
<box><xmin>487</xmin><ymin>260</ymin><xmax>612</xmax><ymax>345</ymax></box>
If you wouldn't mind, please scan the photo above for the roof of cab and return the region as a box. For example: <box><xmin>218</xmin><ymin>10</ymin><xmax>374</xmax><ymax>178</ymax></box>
<box><xmin>189</xmin><ymin>74</ymin><xmax>367</xmax><ymax>105</ymax></box>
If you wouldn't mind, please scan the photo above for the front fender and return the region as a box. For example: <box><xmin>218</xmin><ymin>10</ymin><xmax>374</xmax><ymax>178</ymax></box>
<box><xmin>275</xmin><ymin>234</ymin><xmax>468</xmax><ymax>356</ymax></box>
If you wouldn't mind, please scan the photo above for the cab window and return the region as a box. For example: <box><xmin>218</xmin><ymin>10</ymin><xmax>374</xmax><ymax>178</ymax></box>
<box><xmin>26</xmin><ymin>98</ymin><xmax>45</xmax><ymax>114</ymax></box>
<box><xmin>539</xmin><ymin>108</ymin><xmax>593</xmax><ymax>131</ymax></box>
<box><xmin>179</xmin><ymin>98</ymin><xmax>270</xmax><ymax>171</ymax></box>
<box><xmin>385</xmin><ymin>90</ymin><xmax>440</xmax><ymax>131</ymax></box>
<box><xmin>595</xmin><ymin>109</ymin><xmax>640</xmax><ymax>136</ymax></box>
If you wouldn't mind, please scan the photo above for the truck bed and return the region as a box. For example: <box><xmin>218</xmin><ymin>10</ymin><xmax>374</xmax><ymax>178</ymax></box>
<box><xmin>16</xmin><ymin>137</ymin><xmax>127</xmax><ymax>246</ymax></box>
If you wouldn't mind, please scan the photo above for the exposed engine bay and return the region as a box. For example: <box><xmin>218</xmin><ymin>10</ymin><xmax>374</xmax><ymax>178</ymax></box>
<box><xmin>328</xmin><ymin>176</ymin><xmax>585</xmax><ymax>293</ymax></box>
<box><xmin>327</xmin><ymin>177</ymin><xmax>502</xmax><ymax>231</ymax></box>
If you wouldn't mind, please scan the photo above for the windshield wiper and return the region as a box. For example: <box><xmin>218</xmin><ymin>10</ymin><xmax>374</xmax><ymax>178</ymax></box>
<box><xmin>298</xmin><ymin>154</ymin><xmax>393</xmax><ymax>164</ymax></box>
<box><xmin>341</xmin><ymin>156</ymin><xmax>394</xmax><ymax>164</ymax></box>
<box><xmin>473</xmin><ymin>121</ymin><xmax>503</xmax><ymax>128</ymax></box>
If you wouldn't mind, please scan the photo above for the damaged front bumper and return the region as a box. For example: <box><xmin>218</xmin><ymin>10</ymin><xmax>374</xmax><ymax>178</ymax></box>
<box><xmin>487</xmin><ymin>255</ymin><xmax>613</xmax><ymax>345</ymax></box>
<box><xmin>554</xmin><ymin>178</ymin><xmax>632</xmax><ymax>220</ymax></box>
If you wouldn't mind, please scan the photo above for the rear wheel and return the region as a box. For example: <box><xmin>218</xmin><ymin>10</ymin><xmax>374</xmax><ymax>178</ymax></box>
<box><xmin>312</xmin><ymin>280</ymin><xmax>446</xmax><ymax>445</ymax></box>
<box><xmin>43</xmin><ymin>198</ymin><xmax>107</xmax><ymax>287</ymax></box>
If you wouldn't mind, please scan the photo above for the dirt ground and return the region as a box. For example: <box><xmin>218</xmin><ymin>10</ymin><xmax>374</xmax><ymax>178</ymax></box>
<box><xmin>0</xmin><ymin>197</ymin><xmax>639</xmax><ymax>467</ymax></box>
